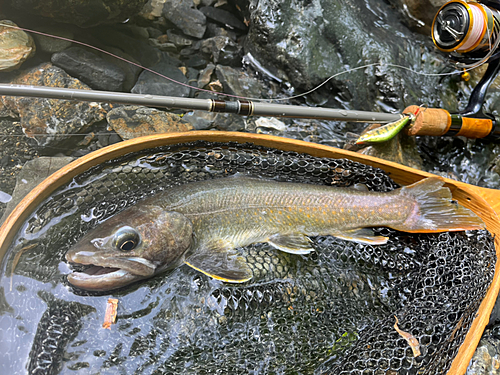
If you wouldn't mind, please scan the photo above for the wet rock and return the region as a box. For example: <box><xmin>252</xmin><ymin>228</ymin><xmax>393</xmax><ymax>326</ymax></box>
<box><xmin>0</xmin><ymin>156</ymin><xmax>75</xmax><ymax>226</ymax></box>
<box><xmin>165</xmin><ymin>30</ymin><xmax>194</xmax><ymax>47</ymax></box>
<box><xmin>51</xmin><ymin>47</ymin><xmax>126</xmax><ymax>91</ymax></box>
<box><xmin>139</xmin><ymin>0</ymin><xmax>169</xmax><ymax>20</ymax></box>
<box><xmin>386</xmin><ymin>0</ymin><xmax>447</xmax><ymax>34</ymax></box>
<box><xmin>32</xmin><ymin>26</ymin><xmax>74</xmax><ymax>53</ymax></box>
<box><xmin>245</xmin><ymin>0</ymin><xmax>448</xmax><ymax>113</ymax></box>
<box><xmin>198</xmin><ymin>63</ymin><xmax>215</xmax><ymax>87</ymax></box>
<box><xmin>255</xmin><ymin>117</ymin><xmax>286</xmax><ymax>132</ymax></box>
<box><xmin>97</xmin><ymin>46</ymin><xmax>143</xmax><ymax>92</ymax></box>
<box><xmin>200</xmin><ymin>6</ymin><xmax>247</xmax><ymax>32</ymax></box>
<box><xmin>467</xmin><ymin>333</ymin><xmax>500</xmax><ymax>375</ymax></box>
<box><xmin>89</xmin><ymin>26</ymin><xmax>161</xmax><ymax>68</ymax></box>
<box><xmin>0</xmin><ymin>20</ymin><xmax>35</xmax><ymax>71</ymax></box>
<box><xmin>162</xmin><ymin>0</ymin><xmax>207</xmax><ymax>39</ymax></box>
<box><xmin>201</xmin><ymin>36</ymin><xmax>242</xmax><ymax>65</ymax></box>
<box><xmin>182</xmin><ymin>110</ymin><xmax>245</xmax><ymax>131</ymax></box>
<box><xmin>185</xmin><ymin>54</ymin><xmax>208</xmax><ymax>69</ymax></box>
<box><xmin>106</xmin><ymin>105</ymin><xmax>193</xmax><ymax>139</ymax></box>
<box><xmin>183</xmin><ymin>110</ymin><xmax>217</xmax><ymax>130</ymax></box>
<box><xmin>131</xmin><ymin>59</ymin><xmax>191</xmax><ymax>97</ymax></box>
<box><xmin>149</xmin><ymin>38</ymin><xmax>178</xmax><ymax>53</ymax></box>
<box><xmin>0</xmin><ymin>63</ymin><xmax>109</xmax><ymax>147</ymax></box>
<box><xmin>6</xmin><ymin>0</ymin><xmax>148</xmax><ymax>28</ymax></box>
<box><xmin>215</xmin><ymin>65</ymin><xmax>264</xmax><ymax>97</ymax></box>
<box><xmin>216</xmin><ymin>112</ymin><xmax>246</xmax><ymax>131</ymax></box>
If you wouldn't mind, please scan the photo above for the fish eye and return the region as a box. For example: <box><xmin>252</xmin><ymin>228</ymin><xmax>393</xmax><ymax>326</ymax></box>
<box><xmin>114</xmin><ymin>226</ymin><xmax>140</xmax><ymax>252</ymax></box>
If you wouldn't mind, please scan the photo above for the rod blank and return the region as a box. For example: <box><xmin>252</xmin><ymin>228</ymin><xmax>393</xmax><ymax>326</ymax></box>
<box><xmin>0</xmin><ymin>84</ymin><xmax>401</xmax><ymax>123</ymax></box>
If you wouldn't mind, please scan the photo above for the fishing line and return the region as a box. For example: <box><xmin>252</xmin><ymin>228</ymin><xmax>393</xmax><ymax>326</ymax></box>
<box><xmin>0</xmin><ymin>22</ymin><xmax>476</xmax><ymax>105</ymax></box>
<box><xmin>0</xmin><ymin>20</ymin><xmax>492</xmax><ymax>140</ymax></box>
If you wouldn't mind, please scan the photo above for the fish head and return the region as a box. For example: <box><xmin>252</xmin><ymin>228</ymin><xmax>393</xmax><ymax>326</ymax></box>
<box><xmin>65</xmin><ymin>205</ymin><xmax>193</xmax><ymax>291</ymax></box>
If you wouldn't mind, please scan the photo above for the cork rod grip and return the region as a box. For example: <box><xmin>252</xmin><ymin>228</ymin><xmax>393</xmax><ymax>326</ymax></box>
<box><xmin>456</xmin><ymin>117</ymin><xmax>493</xmax><ymax>138</ymax></box>
<box><xmin>403</xmin><ymin>105</ymin><xmax>451</xmax><ymax>136</ymax></box>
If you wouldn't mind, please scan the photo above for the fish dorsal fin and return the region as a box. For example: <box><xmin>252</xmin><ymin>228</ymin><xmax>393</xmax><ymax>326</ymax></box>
<box><xmin>333</xmin><ymin>228</ymin><xmax>388</xmax><ymax>245</ymax></box>
<box><xmin>268</xmin><ymin>233</ymin><xmax>314</xmax><ymax>254</ymax></box>
<box><xmin>184</xmin><ymin>239</ymin><xmax>253</xmax><ymax>283</ymax></box>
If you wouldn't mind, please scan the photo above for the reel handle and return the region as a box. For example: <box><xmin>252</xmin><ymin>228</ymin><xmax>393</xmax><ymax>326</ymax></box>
<box><xmin>403</xmin><ymin>105</ymin><xmax>495</xmax><ymax>138</ymax></box>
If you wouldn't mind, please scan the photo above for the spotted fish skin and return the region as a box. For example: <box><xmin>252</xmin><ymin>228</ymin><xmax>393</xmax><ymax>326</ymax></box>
<box><xmin>65</xmin><ymin>176</ymin><xmax>484</xmax><ymax>291</ymax></box>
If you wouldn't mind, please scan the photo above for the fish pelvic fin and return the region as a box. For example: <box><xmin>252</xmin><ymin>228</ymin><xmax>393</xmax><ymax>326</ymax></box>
<box><xmin>332</xmin><ymin>228</ymin><xmax>388</xmax><ymax>245</ymax></box>
<box><xmin>184</xmin><ymin>239</ymin><xmax>253</xmax><ymax>283</ymax></box>
<box><xmin>267</xmin><ymin>233</ymin><xmax>315</xmax><ymax>254</ymax></box>
<box><xmin>394</xmin><ymin>177</ymin><xmax>485</xmax><ymax>232</ymax></box>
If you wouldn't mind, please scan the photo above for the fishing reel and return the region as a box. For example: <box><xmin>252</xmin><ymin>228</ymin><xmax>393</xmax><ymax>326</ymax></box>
<box><xmin>431</xmin><ymin>0</ymin><xmax>500</xmax><ymax>121</ymax></box>
<box><xmin>396</xmin><ymin>0</ymin><xmax>500</xmax><ymax>140</ymax></box>
<box><xmin>432</xmin><ymin>0</ymin><xmax>500</xmax><ymax>62</ymax></box>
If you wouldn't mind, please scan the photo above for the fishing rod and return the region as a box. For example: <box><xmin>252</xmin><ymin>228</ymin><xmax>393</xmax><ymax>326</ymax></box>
<box><xmin>1</xmin><ymin>3</ymin><xmax>500</xmax><ymax>142</ymax></box>
<box><xmin>0</xmin><ymin>84</ymin><xmax>401</xmax><ymax>124</ymax></box>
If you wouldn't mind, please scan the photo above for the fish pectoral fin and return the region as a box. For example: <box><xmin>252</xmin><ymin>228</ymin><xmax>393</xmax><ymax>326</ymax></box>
<box><xmin>184</xmin><ymin>240</ymin><xmax>253</xmax><ymax>283</ymax></box>
<box><xmin>267</xmin><ymin>233</ymin><xmax>314</xmax><ymax>254</ymax></box>
<box><xmin>333</xmin><ymin>228</ymin><xmax>388</xmax><ymax>245</ymax></box>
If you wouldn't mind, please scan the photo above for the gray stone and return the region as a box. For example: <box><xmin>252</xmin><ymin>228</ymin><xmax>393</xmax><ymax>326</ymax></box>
<box><xmin>183</xmin><ymin>110</ymin><xmax>217</xmax><ymax>130</ymax></box>
<box><xmin>131</xmin><ymin>60</ymin><xmax>191</xmax><ymax>97</ymax></box>
<box><xmin>200</xmin><ymin>6</ymin><xmax>247</xmax><ymax>32</ymax></box>
<box><xmin>162</xmin><ymin>0</ymin><xmax>207</xmax><ymax>39</ymax></box>
<box><xmin>32</xmin><ymin>26</ymin><xmax>73</xmax><ymax>53</ymax></box>
<box><xmin>201</xmin><ymin>36</ymin><xmax>241</xmax><ymax>65</ymax></box>
<box><xmin>198</xmin><ymin>63</ymin><xmax>215</xmax><ymax>88</ymax></box>
<box><xmin>51</xmin><ymin>47</ymin><xmax>126</xmax><ymax>92</ymax></box>
<box><xmin>215</xmin><ymin>65</ymin><xmax>263</xmax><ymax>98</ymax></box>
<box><xmin>89</xmin><ymin>26</ymin><xmax>161</xmax><ymax>68</ymax></box>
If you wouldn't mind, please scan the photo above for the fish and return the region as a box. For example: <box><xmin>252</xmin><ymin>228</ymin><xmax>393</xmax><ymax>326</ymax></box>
<box><xmin>65</xmin><ymin>176</ymin><xmax>484</xmax><ymax>291</ymax></box>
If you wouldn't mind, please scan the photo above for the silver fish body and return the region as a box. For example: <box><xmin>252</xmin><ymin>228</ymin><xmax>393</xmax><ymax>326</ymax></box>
<box><xmin>66</xmin><ymin>176</ymin><xmax>484</xmax><ymax>291</ymax></box>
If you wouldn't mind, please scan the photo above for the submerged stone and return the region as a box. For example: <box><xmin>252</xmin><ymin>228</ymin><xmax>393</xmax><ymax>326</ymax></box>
<box><xmin>0</xmin><ymin>20</ymin><xmax>35</xmax><ymax>71</ymax></box>
<box><xmin>0</xmin><ymin>63</ymin><xmax>108</xmax><ymax>147</ymax></box>
<box><xmin>6</xmin><ymin>0</ymin><xmax>149</xmax><ymax>28</ymax></box>
<box><xmin>106</xmin><ymin>105</ymin><xmax>193</xmax><ymax>139</ymax></box>
<box><xmin>0</xmin><ymin>157</ymin><xmax>75</xmax><ymax>226</ymax></box>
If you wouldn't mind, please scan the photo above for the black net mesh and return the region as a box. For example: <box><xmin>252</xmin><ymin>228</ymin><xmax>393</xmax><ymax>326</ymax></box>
<box><xmin>0</xmin><ymin>141</ymin><xmax>496</xmax><ymax>374</ymax></box>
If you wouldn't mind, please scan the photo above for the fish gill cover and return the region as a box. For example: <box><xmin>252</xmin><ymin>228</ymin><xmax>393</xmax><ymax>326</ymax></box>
<box><xmin>0</xmin><ymin>141</ymin><xmax>495</xmax><ymax>374</ymax></box>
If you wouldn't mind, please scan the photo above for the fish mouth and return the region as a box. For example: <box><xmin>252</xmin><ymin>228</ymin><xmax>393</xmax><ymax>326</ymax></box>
<box><xmin>65</xmin><ymin>251</ymin><xmax>157</xmax><ymax>291</ymax></box>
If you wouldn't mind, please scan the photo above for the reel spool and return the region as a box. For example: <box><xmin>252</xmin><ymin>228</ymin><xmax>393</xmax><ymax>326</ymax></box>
<box><xmin>432</xmin><ymin>0</ymin><xmax>500</xmax><ymax>58</ymax></box>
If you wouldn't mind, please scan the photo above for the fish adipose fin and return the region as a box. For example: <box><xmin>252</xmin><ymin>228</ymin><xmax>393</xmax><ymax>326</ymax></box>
<box><xmin>267</xmin><ymin>233</ymin><xmax>315</xmax><ymax>254</ymax></box>
<box><xmin>333</xmin><ymin>228</ymin><xmax>388</xmax><ymax>245</ymax></box>
<box><xmin>395</xmin><ymin>177</ymin><xmax>485</xmax><ymax>232</ymax></box>
<box><xmin>184</xmin><ymin>239</ymin><xmax>253</xmax><ymax>283</ymax></box>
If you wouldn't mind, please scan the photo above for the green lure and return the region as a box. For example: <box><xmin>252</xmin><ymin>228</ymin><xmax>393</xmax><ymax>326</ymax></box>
<box><xmin>356</xmin><ymin>114</ymin><xmax>414</xmax><ymax>144</ymax></box>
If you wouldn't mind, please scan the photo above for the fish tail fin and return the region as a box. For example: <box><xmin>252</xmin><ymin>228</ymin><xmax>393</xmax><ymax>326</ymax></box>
<box><xmin>392</xmin><ymin>177</ymin><xmax>485</xmax><ymax>233</ymax></box>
